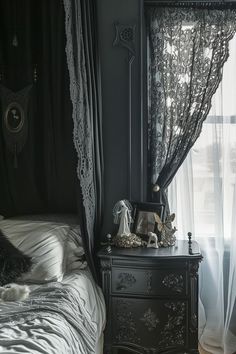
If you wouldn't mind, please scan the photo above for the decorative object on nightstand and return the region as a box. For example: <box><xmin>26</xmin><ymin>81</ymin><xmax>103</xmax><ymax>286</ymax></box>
<box><xmin>98</xmin><ymin>239</ymin><xmax>203</xmax><ymax>354</ymax></box>
<box><xmin>132</xmin><ymin>202</ymin><xmax>165</xmax><ymax>240</ymax></box>
<box><xmin>113</xmin><ymin>200</ymin><xmax>133</xmax><ymax>236</ymax></box>
<box><xmin>132</xmin><ymin>202</ymin><xmax>177</xmax><ymax>248</ymax></box>
<box><xmin>188</xmin><ymin>232</ymin><xmax>193</xmax><ymax>255</ymax></box>
<box><xmin>112</xmin><ymin>199</ymin><xmax>142</xmax><ymax>248</ymax></box>
<box><xmin>147</xmin><ymin>231</ymin><xmax>159</xmax><ymax>249</ymax></box>
<box><xmin>106</xmin><ymin>234</ymin><xmax>112</xmax><ymax>253</ymax></box>
<box><xmin>110</xmin><ymin>200</ymin><xmax>177</xmax><ymax>249</ymax></box>
<box><xmin>155</xmin><ymin>213</ymin><xmax>177</xmax><ymax>247</ymax></box>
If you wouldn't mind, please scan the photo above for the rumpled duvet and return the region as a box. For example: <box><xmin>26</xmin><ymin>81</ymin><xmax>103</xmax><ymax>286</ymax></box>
<box><xmin>0</xmin><ymin>270</ymin><xmax>106</xmax><ymax>354</ymax></box>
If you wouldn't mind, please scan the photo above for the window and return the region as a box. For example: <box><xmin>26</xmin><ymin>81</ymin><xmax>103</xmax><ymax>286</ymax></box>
<box><xmin>170</xmin><ymin>34</ymin><xmax>236</xmax><ymax>240</ymax></box>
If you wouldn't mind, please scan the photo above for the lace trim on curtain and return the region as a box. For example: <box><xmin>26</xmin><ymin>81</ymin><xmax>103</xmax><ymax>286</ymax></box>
<box><xmin>63</xmin><ymin>0</ymin><xmax>95</xmax><ymax>246</ymax></box>
<box><xmin>147</xmin><ymin>7</ymin><xmax>236</xmax><ymax>185</ymax></box>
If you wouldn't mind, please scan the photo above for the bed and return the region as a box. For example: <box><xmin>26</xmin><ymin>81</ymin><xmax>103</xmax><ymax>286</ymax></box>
<box><xmin>0</xmin><ymin>215</ymin><xmax>106</xmax><ymax>354</ymax></box>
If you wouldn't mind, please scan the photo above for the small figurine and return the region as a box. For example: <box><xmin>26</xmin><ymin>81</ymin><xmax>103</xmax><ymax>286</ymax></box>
<box><xmin>113</xmin><ymin>199</ymin><xmax>133</xmax><ymax>236</ymax></box>
<box><xmin>155</xmin><ymin>213</ymin><xmax>177</xmax><ymax>247</ymax></box>
<box><xmin>147</xmin><ymin>232</ymin><xmax>159</xmax><ymax>249</ymax></box>
<box><xmin>112</xmin><ymin>200</ymin><xmax>142</xmax><ymax>248</ymax></box>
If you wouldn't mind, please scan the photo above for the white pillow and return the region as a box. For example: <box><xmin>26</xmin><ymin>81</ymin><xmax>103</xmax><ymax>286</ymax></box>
<box><xmin>0</xmin><ymin>219</ymin><xmax>70</xmax><ymax>283</ymax></box>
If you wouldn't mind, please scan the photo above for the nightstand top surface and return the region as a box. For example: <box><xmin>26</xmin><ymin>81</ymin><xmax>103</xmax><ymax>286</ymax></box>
<box><xmin>98</xmin><ymin>239</ymin><xmax>202</xmax><ymax>260</ymax></box>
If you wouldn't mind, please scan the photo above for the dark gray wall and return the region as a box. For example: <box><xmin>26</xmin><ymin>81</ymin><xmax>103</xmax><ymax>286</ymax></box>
<box><xmin>97</xmin><ymin>0</ymin><xmax>147</xmax><ymax>237</ymax></box>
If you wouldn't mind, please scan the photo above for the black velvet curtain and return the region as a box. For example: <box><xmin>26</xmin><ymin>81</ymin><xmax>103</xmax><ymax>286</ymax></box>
<box><xmin>80</xmin><ymin>0</ymin><xmax>104</xmax><ymax>271</ymax></box>
<box><xmin>79</xmin><ymin>0</ymin><xmax>104</xmax><ymax>246</ymax></box>
<box><xmin>0</xmin><ymin>0</ymin><xmax>78</xmax><ymax>216</ymax></box>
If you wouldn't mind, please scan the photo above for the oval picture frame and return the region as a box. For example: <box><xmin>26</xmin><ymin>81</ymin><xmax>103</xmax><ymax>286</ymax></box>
<box><xmin>4</xmin><ymin>102</ymin><xmax>25</xmax><ymax>133</ymax></box>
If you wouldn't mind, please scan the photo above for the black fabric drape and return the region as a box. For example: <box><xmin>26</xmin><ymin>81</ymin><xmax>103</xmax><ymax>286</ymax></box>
<box><xmin>80</xmin><ymin>0</ymin><xmax>104</xmax><ymax>252</ymax></box>
<box><xmin>63</xmin><ymin>0</ymin><xmax>104</xmax><ymax>281</ymax></box>
<box><xmin>0</xmin><ymin>0</ymin><xmax>77</xmax><ymax>216</ymax></box>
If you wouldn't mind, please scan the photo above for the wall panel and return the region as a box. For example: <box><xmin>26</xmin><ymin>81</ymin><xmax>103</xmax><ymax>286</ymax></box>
<box><xmin>97</xmin><ymin>0</ymin><xmax>146</xmax><ymax>236</ymax></box>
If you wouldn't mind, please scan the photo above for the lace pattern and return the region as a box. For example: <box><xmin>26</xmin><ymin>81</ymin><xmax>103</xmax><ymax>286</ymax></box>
<box><xmin>63</xmin><ymin>0</ymin><xmax>95</xmax><ymax>245</ymax></box>
<box><xmin>147</xmin><ymin>7</ymin><xmax>236</xmax><ymax>186</ymax></box>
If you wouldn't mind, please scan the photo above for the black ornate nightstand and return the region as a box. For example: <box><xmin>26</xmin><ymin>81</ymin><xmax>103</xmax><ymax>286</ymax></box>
<box><xmin>98</xmin><ymin>240</ymin><xmax>203</xmax><ymax>354</ymax></box>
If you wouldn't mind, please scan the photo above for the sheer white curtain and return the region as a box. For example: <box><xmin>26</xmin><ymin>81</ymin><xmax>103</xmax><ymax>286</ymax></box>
<box><xmin>169</xmin><ymin>35</ymin><xmax>236</xmax><ymax>354</ymax></box>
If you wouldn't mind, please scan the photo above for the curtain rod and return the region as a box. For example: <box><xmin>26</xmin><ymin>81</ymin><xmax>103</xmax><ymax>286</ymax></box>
<box><xmin>145</xmin><ymin>0</ymin><xmax>236</xmax><ymax>8</ymax></box>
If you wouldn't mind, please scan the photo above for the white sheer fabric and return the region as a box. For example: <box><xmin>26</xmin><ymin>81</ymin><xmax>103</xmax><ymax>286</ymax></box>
<box><xmin>169</xmin><ymin>35</ymin><xmax>236</xmax><ymax>354</ymax></box>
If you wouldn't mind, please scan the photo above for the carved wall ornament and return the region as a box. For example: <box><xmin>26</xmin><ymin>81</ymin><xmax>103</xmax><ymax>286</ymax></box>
<box><xmin>140</xmin><ymin>308</ymin><xmax>159</xmax><ymax>331</ymax></box>
<box><xmin>113</xmin><ymin>22</ymin><xmax>136</xmax><ymax>200</ymax></box>
<box><xmin>116</xmin><ymin>272</ymin><xmax>136</xmax><ymax>291</ymax></box>
<box><xmin>162</xmin><ymin>273</ymin><xmax>184</xmax><ymax>293</ymax></box>
<box><xmin>113</xmin><ymin>23</ymin><xmax>136</xmax><ymax>55</ymax></box>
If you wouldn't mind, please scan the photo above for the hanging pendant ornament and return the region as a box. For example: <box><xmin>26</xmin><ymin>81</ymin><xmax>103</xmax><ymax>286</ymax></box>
<box><xmin>12</xmin><ymin>34</ymin><xmax>18</xmax><ymax>47</ymax></box>
<box><xmin>12</xmin><ymin>0</ymin><xmax>18</xmax><ymax>47</ymax></box>
<box><xmin>0</xmin><ymin>85</ymin><xmax>32</xmax><ymax>168</ymax></box>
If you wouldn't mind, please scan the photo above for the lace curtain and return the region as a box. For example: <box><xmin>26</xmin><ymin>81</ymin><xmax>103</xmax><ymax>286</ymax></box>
<box><xmin>169</xmin><ymin>34</ymin><xmax>236</xmax><ymax>353</ymax></box>
<box><xmin>147</xmin><ymin>7</ymin><xmax>236</xmax><ymax>206</ymax></box>
<box><xmin>63</xmin><ymin>0</ymin><xmax>103</xmax><ymax>279</ymax></box>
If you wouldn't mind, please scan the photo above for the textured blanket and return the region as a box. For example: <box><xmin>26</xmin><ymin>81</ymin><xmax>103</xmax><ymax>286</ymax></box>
<box><xmin>0</xmin><ymin>271</ymin><xmax>105</xmax><ymax>354</ymax></box>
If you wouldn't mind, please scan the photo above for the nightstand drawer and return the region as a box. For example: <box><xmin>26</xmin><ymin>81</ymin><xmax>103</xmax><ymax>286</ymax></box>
<box><xmin>112</xmin><ymin>297</ymin><xmax>187</xmax><ymax>351</ymax></box>
<box><xmin>112</xmin><ymin>267</ymin><xmax>187</xmax><ymax>296</ymax></box>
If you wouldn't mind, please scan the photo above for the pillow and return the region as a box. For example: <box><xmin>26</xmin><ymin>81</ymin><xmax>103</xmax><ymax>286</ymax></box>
<box><xmin>0</xmin><ymin>219</ymin><xmax>70</xmax><ymax>283</ymax></box>
<box><xmin>10</xmin><ymin>213</ymin><xmax>79</xmax><ymax>225</ymax></box>
<box><xmin>65</xmin><ymin>226</ymin><xmax>87</xmax><ymax>271</ymax></box>
<box><xmin>0</xmin><ymin>229</ymin><xmax>32</xmax><ymax>286</ymax></box>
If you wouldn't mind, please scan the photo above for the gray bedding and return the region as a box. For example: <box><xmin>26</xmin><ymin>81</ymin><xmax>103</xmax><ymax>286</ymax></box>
<box><xmin>0</xmin><ymin>270</ymin><xmax>106</xmax><ymax>354</ymax></box>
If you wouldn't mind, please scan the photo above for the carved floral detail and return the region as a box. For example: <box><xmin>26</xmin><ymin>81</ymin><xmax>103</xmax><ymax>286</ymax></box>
<box><xmin>115</xmin><ymin>300</ymin><xmax>140</xmax><ymax>343</ymax></box>
<box><xmin>190</xmin><ymin>261</ymin><xmax>199</xmax><ymax>277</ymax></box>
<box><xmin>159</xmin><ymin>301</ymin><xmax>186</xmax><ymax>347</ymax></box>
<box><xmin>162</xmin><ymin>273</ymin><xmax>184</xmax><ymax>293</ymax></box>
<box><xmin>140</xmin><ymin>308</ymin><xmax>160</xmax><ymax>331</ymax></box>
<box><xmin>146</xmin><ymin>271</ymin><xmax>152</xmax><ymax>293</ymax></box>
<box><xmin>120</xmin><ymin>27</ymin><xmax>134</xmax><ymax>42</ymax></box>
<box><xmin>116</xmin><ymin>272</ymin><xmax>136</xmax><ymax>291</ymax></box>
<box><xmin>100</xmin><ymin>258</ymin><xmax>111</xmax><ymax>271</ymax></box>
<box><xmin>191</xmin><ymin>313</ymin><xmax>198</xmax><ymax>333</ymax></box>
